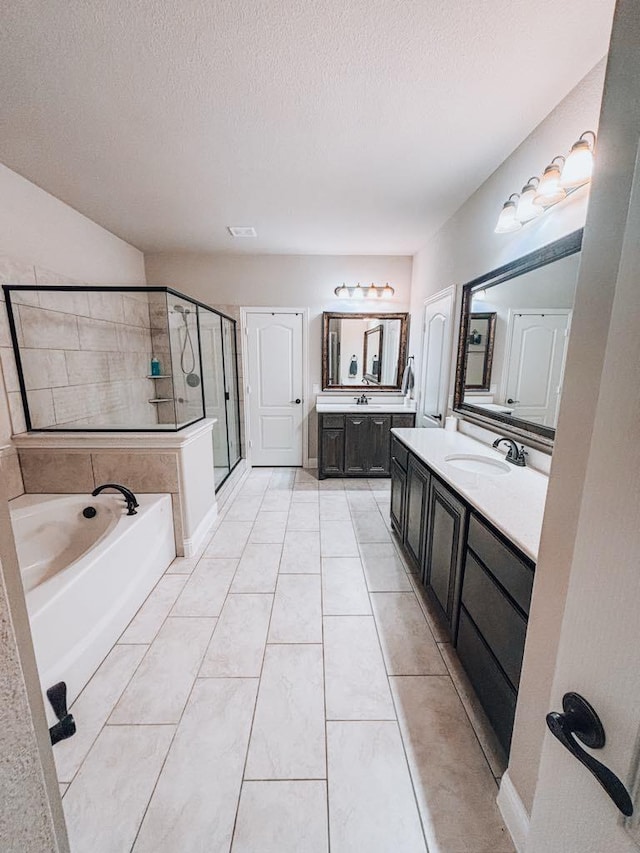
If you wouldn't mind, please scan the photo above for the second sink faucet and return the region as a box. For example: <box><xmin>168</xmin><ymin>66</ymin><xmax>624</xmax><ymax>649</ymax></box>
<box><xmin>492</xmin><ymin>438</ymin><xmax>528</xmax><ymax>467</ymax></box>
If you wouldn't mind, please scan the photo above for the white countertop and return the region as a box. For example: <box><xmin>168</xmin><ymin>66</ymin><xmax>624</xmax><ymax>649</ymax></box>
<box><xmin>317</xmin><ymin>402</ymin><xmax>416</xmax><ymax>413</ymax></box>
<box><xmin>392</xmin><ymin>428</ymin><xmax>548</xmax><ymax>562</ymax></box>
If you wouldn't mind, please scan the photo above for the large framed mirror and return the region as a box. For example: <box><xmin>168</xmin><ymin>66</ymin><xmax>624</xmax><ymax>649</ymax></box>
<box><xmin>454</xmin><ymin>229</ymin><xmax>583</xmax><ymax>445</ymax></box>
<box><xmin>322</xmin><ymin>312</ymin><xmax>409</xmax><ymax>390</ymax></box>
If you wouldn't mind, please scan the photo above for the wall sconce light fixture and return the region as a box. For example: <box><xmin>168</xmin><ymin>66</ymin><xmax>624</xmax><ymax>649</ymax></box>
<box><xmin>495</xmin><ymin>130</ymin><xmax>597</xmax><ymax>234</ymax></box>
<box><xmin>334</xmin><ymin>282</ymin><xmax>395</xmax><ymax>299</ymax></box>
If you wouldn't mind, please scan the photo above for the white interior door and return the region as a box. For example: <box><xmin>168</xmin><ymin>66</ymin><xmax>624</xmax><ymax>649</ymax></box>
<box><xmin>418</xmin><ymin>288</ymin><xmax>454</xmax><ymax>428</ymax></box>
<box><xmin>503</xmin><ymin>310</ymin><xmax>570</xmax><ymax>426</ymax></box>
<box><xmin>245</xmin><ymin>311</ymin><xmax>303</xmax><ymax>466</ymax></box>
<box><xmin>525</xmin><ymin>144</ymin><xmax>640</xmax><ymax>852</ymax></box>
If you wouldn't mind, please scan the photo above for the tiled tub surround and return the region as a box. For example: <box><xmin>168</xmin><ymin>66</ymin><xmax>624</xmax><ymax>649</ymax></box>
<box><xmin>2</xmin><ymin>288</ymin><xmax>159</xmax><ymax>429</ymax></box>
<box><xmin>13</xmin><ymin>419</ymin><xmax>218</xmax><ymax>557</ymax></box>
<box><xmin>58</xmin><ymin>467</ymin><xmax>514</xmax><ymax>853</ymax></box>
<box><xmin>11</xmin><ymin>492</ymin><xmax>175</xmax><ymax>724</ymax></box>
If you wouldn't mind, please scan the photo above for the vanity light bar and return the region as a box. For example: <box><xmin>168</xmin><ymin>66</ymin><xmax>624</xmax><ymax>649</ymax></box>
<box><xmin>495</xmin><ymin>131</ymin><xmax>597</xmax><ymax>234</ymax></box>
<box><xmin>334</xmin><ymin>282</ymin><xmax>395</xmax><ymax>299</ymax></box>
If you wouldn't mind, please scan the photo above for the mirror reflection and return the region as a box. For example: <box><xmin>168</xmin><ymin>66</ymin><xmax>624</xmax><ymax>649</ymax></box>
<box><xmin>463</xmin><ymin>251</ymin><xmax>580</xmax><ymax>430</ymax></box>
<box><xmin>322</xmin><ymin>313</ymin><xmax>408</xmax><ymax>389</ymax></box>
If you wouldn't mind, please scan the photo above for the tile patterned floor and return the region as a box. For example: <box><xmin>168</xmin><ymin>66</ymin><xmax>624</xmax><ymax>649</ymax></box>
<box><xmin>57</xmin><ymin>467</ymin><xmax>514</xmax><ymax>853</ymax></box>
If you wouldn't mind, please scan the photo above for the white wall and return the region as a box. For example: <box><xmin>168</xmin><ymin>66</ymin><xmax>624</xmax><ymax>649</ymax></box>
<box><xmin>144</xmin><ymin>253</ymin><xmax>413</xmax><ymax>457</ymax></box>
<box><xmin>406</xmin><ymin>58</ymin><xmax>607</xmax><ymax>819</ymax></box>
<box><xmin>409</xmin><ymin>59</ymin><xmax>606</xmax><ymax>397</ymax></box>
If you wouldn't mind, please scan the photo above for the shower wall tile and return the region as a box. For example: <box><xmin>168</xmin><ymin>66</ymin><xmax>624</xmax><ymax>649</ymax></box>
<box><xmin>88</xmin><ymin>291</ymin><xmax>126</xmax><ymax>324</ymax></box>
<box><xmin>0</xmin><ymin>347</ymin><xmax>19</xmax><ymax>393</ymax></box>
<box><xmin>8</xmin><ymin>392</ymin><xmax>26</xmax><ymax>434</ymax></box>
<box><xmin>29</xmin><ymin>389</ymin><xmax>56</xmax><ymax>428</ymax></box>
<box><xmin>0</xmin><ymin>256</ymin><xmax>37</xmax><ymax>286</ymax></box>
<box><xmin>39</xmin><ymin>289</ymin><xmax>90</xmax><ymax>316</ymax></box>
<box><xmin>21</xmin><ymin>348</ymin><xmax>68</xmax><ymax>390</ymax></box>
<box><xmin>18</xmin><ymin>450</ymin><xmax>94</xmax><ymax>492</ymax></box>
<box><xmin>52</xmin><ymin>383</ymin><xmax>102</xmax><ymax>423</ymax></box>
<box><xmin>122</xmin><ymin>295</ymin><xmax>150</xmax><ymax>328</ymax></box>
<box><xmin>91</xmin><ymin>452</ymin><xmax>179</xmax><ymax>492</ymax></box>
<box><xmin>18</xmin><ymin>304</ymin><xmax>80</xmax><ymax>350</ymax></box>
<box><xmin>78</xmin><ymin>316</ymin><xmax>120</xmax><ymax>351</ymax></box>
<box><xmin>65</xmin><ymin>351</ymin><xmax>110</xmax><ymax>385</ymax></box>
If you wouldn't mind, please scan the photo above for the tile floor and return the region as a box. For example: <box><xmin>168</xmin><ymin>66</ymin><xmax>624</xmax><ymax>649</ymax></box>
<box><xmin>56</xmin><ymin>467</ymin><xmax>514</xmax><ymax>853</ymax></box>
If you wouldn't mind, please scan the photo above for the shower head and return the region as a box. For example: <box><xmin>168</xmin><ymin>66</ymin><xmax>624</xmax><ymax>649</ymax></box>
<box><xmin>173</xmin><ymin>304</ymin><xmax>191</xmax><ymax>315</ymax></box>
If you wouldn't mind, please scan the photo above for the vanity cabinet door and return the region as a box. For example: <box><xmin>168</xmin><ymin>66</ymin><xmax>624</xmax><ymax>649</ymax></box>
<box><xmin>368</xmin><ymin>415</ymin><xmax>392</xmax><ymax>474</ymax></box>
<box><xmin>345</xmin><ymin>416</ymin><xmax>369</xmax><ymax>474</ymax></box>
<box><xmin>424</xmin><ymin>478</ymin><xmax>468</xmax><ymax>639</ymax></box>
<box><xmin>320</xmin><ymin>428</ymin><xmax>344</xmax><ymax>475</ymax></box>
<box><xmin>404</xmin><ymin>455</ymin><xmax>430</xmax><ymax>570</ymax></box>
<box><xmin>390</xmin><ymin>457</ymin><xmax>407</xmax><ymax>535</ymax></box>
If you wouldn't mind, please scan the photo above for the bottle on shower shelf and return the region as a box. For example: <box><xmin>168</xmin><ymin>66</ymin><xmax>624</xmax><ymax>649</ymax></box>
<box><xmin>150</xmin><ymin>356</ymin><xmax>161</xmax><ymax>376</ymax></box>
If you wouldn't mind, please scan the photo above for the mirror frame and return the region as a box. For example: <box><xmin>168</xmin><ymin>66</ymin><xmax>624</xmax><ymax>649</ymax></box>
<box><xmin>322</xmin><ymin>312</ymin><xmax>409</xmax><ymax>391</ymax></box>
<box><xmin>464</xmin><ymin>312</ymin><xmax>496</xmax><ymax>392</ymax></box>
<box><xmin>453</xmin><ymin>229</ymin><xmax>583</xmax><ymax>446</ymax></box>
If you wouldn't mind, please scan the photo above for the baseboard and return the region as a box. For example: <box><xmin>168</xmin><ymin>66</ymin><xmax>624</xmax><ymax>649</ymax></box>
<box><xmin>182</xmin><ymin>501</ymin><xmax>218</xmax><ymax>557</ymax></box>
<box><xmin>497</xmin><ymin>770</ymin><xmax>529</xmax><ymax>852</ymax></box>
<box><xmin>306</xmin><ymin>457</ymin><xmax>318</xmax><ymax>469</ymax></box>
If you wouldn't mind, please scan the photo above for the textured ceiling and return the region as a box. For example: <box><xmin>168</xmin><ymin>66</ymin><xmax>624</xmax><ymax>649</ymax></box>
<box><xmin>0</xmin><ymin>1</ymin><xmax>614</xmax><ymax>254</ymax></box>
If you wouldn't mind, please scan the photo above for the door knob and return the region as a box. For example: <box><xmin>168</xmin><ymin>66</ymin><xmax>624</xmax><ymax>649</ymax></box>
<box><xmin>546</xmin><ymin>691</ymin><xmax>633</xmax><ymax>816</ymax></box>
<box><xmin>292</xmin><ymin>398</ymin><xmax>301</xmax><ymax>404</ymax></box>
<box><xmin>507</xmin><ymin>398</ymin><xmax>520</xmax><ymax>405</ymax></box>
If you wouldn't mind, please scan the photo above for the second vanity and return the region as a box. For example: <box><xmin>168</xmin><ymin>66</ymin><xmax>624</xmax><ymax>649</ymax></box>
<box><xmin>390</xmin><ymin>427</ymin><xmax>548</xmax><ymax>756</ymax></box>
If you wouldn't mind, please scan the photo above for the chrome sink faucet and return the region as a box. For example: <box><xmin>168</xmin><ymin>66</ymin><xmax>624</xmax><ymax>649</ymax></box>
<box><xmin>354</xmin><ymin>394</ymin><xmax>371</xmax><ymax>405</ymax></box>
<box><xmin>492</xmin><ymin>437</ymin><xmax>528</xmax><ymax>467</ymax></box>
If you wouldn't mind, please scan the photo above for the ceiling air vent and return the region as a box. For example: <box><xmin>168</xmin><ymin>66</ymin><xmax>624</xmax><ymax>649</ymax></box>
<box><xmin>227</xmin><ymin>226</ymin><xmax>257</xmax><ymax>237</ymax></box>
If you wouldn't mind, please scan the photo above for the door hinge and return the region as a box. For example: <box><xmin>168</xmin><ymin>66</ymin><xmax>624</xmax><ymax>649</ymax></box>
<box><xmin>249</xmin><ymin>439</ymin><xmax>253</xmax><ymax>448</ymax></box>
<box><xmin>246</xmin><ymin>385</ymin><xmax>251</xmax><ymax>395</ymax></box>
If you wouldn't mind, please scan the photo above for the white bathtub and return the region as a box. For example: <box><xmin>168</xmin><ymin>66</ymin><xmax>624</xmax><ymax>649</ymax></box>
<box><xmin>9</xmin><ymin>492</ymin><xmax>175</xmax><ymax>723</ymax></box>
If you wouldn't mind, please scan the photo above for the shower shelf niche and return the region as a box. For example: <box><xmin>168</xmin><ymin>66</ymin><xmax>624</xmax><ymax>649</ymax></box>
<box><xmin>148</xmin><ymin>398</ymin><xmax>174</xmax><ymax>404</ymax></box>
<box><xmin>146</xmin><ymin>374</ymin><xmax>172</xmax><ymax>379</ymax></box>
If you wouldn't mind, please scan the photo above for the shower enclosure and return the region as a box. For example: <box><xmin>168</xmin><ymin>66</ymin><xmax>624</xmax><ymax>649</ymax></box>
<box><xmin>3</xmin><ymin>285</ymin><xmax>242</xmax><ymax>491</ymax></box>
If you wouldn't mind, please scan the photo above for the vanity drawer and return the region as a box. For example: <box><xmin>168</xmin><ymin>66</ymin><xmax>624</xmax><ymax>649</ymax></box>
<box><xmin>457</xmin><ymin>606</ymin><xmax>517</xmax><ymax>755</ymax></box>
<box><xmin>461</xmin><ymin>551</ymin><xmax>527</xmax><ymax>688</ymax></box>
<box><xmin>390</xmin><ymin>436</ymin><xmax>408</xmax><ymax>470</ymax></box>
<box><xmin>321</xmin><ymin>414</ymin><xmax>345</xmax><ymax>429</ymax></box>
<box><xmin>392</xmin><ymin>414</ymin><xmax>416</xmax><ymax>428</ymax></box>
<box><xmin>467</xmin><ymin>514</ymin><xmax>534</xmax><ymax>615</ymax></box>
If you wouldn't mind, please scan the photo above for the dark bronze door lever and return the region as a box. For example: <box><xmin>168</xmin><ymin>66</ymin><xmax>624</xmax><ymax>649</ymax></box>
<box><xmin>546</xmin><ymin>691</ymin><xmax>633</xmax><ymax>816</ymax></box>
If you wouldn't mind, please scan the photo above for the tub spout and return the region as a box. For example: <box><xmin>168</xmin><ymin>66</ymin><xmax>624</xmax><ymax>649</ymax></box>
<box><xmin>92</xmin><ymin>483</ymin><xmax>139</xmax><ymax>515</ymax></box>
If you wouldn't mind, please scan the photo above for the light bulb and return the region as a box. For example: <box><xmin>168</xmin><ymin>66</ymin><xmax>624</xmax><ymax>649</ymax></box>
<box><xmin>516</xmin><ymin>178</ymin><xmax>543</xmax><ymax>223</ymax></box>
<box><xmin>560</xmin><ymin>133</ymin><xmax>595</xmax><ymax>188</ymax></box>
<box><xmin>382</xmin><ymin>283</ymin><xmax>394</xmax><ymax>298</ymax></box>
<box><xmin>533</xmin><ymin>158</ymin><xmax>566</xmax><ymax>207</ymax></box>
<box><xmin>366</xmin><ymin>282</ymin><xmax>377</xmax><ymax>298</ymax></box>
<box><xmin>352</xmin><ymin>283</ymin><xmax>364</xmax><ymax>299</ymax></box>
<box><xmin>494</xmin><ymin>196</ymin><xmax>521</xmax><ymax>233</ymax></box>
<box><xmin>334</xmin><ymin>283</ymin><xmax>349</xmax><ymax>299</ymax></box>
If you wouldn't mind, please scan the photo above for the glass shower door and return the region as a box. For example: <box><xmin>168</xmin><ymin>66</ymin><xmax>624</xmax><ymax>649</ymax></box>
<box><xmin>199</xmin><ymin>309</ymin><xmax>230</xmax><ymax>488</ymax></box>
<box><xmin>222</xmin><ymin>316</ymin><xmax>241</xmax><ymax>468</ymax></box>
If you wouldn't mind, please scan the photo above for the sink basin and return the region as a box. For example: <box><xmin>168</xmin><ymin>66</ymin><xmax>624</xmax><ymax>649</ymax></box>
<box><xmin>444</xmin><ymin>454</ymin><xmax>511</xmax><ymax>475</ymax></box>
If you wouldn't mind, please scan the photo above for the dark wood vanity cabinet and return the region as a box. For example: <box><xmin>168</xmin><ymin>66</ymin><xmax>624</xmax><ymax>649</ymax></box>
<box><xmin>404</xmin><ymin>454</ymin><xmax>430</xmax><ymax>569</ymax></box>
<box><xmin>389</xmin><ymin>432</ymin><xmax>535</xmax><ymax>756</ymax></box>
<box><xmin>423</xmin><ymin>478</ymin><xmax>467</xmax><ymax>638</ymax></box>
<box><xmin>318</xmin><ymin>412</ymin><xmax>415</xmax><ymax>478</ymax></box>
